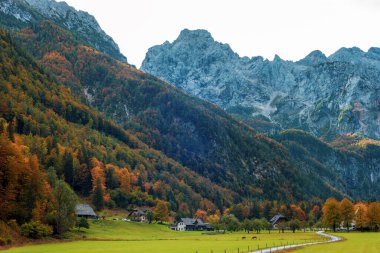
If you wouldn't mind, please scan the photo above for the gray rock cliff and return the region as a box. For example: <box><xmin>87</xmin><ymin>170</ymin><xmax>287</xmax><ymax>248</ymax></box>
<box><xmin>142</xmin><ymin>29</ymin><xmax>380</xmax><ymax>139</ymax></box>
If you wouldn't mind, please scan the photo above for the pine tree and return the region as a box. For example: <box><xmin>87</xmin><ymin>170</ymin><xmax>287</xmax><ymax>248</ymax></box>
<box><xmin>63</xmin><ymin>150</ymin><xmax>74</xmax><ymax>186</ymax></box>
<box><xmin>92</xmin><ymin>178</ymin><xmax>104</xmax><ymax>211</ymax></box>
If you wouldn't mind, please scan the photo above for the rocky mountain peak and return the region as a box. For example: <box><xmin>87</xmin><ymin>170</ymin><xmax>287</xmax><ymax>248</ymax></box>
<box><xmin>142</xmin><ymin>29</ymin><xmax>380</xmax><ymax>139</ymax></box>
<box><xmin>297</xmin><ymin>50</ymin><xmax>327</xmax><ymax>66</ymax></box>
<box><xmin>177</xmin><ymin>28</ymin><xmax>214</xmax><ymax>42</ymax></box>
<box><xmin>329</xmin><ymin>47</ymin><xmax>365</xmax><ymax>63</ymax></box>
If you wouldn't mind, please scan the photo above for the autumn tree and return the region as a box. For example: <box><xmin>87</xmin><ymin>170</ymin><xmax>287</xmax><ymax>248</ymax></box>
<box><xmin>0</xmin><ymin>136</ymin><xmax>48</xmax><ymax>224</ymax></box>
<box><xmin>90</xmin><ymin>158</ymin><xmax>105</xmax><ymax>191</ymax></box>
<box><xmin>311</xmin><ymin>205</ymin><xmax>321</xmax><ymax>220</ymax></box>
<box><xmin>194</xmin><ymin>209</ymin><xmax>208</xmax><ymax>221</ymax></box>
<box><xmin>290</xmin><ymin>204</ymin><xmax>306</xmax><ymax>221</ymax></box>
<box><xmin>117</xmin><ymin>167</ymin><xmax>131</xmax><ymax>193</ymax></box>
<box><xmin>207</xmin><ymin>214</ymin><xmax>220</xmax><ymax>230</ymax></box>
<box><xmin>355</xmin><ymin>202</ymin><xmax>369</xmax><ymax>232</ymax></box>
<box><xmin>322</xmin><ymin>198</ymin><xmax>341</xmax><ymax>232</ymax></box>
<box><xmin>367</xmin><ymin>202</ymin><xmax>380</xmax><ymax>231</ymax></box>
<box><xmin>154</xmin><ymin>200</ymin><xmax>169</xmax><ymax>223</ymax></box>
<box><xmin>339</xmin><ymin>198</ymin><xmax>354</xmax><ymax>232</ymax></box>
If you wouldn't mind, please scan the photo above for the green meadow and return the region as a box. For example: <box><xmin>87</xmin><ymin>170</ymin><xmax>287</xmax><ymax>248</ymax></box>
<box><xmin>290</xmin><ymin>232</ymin><xmax>380</xmax><ymax>253</ymax></box>
<box><xmin>5</xmin><ymin>220</ymin><xmax>323</xmax><ymax>253</ymax></box>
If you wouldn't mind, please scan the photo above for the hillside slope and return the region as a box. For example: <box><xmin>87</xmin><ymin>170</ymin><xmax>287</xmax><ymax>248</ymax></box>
<box><xmin>12</xmin><ymin>21</ymin><xmax>346</xmax><ymax>202</ymax></box>
<box><xmin>0</xmin><ymin>0</ymin><xmax>127</xmax><ymax>62</ymax></box>
<box><xmin>273</xmin><ymin>130</ymin><xmax>380</xmax><ymax>200</ymax></box>
<box><xmin>0</xmin><ymin>29</ymin><xmax>234</xmax><ymax>215</ymax></box>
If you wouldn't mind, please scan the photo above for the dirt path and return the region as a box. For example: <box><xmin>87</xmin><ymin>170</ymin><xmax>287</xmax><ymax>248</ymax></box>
<box><xmin>249</xmin><ymin>231</ymin><xmax>342</xmax><ymax>253</ymax></box>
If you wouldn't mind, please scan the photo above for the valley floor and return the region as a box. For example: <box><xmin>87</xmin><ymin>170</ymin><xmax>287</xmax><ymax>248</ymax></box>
<box><xmin>3</xmin><ymin>220</ymin><xmax>324</xmax><ymax>253</ymax></box>
<box><xmin>288</xmin><ymin>232</ymin><xmax>380</xmax><ymax>253</ymax></box>
<box><xmin>4</xmin><ymin>220</ymin><xmax>379</xmax><ymax>253</ymax></box>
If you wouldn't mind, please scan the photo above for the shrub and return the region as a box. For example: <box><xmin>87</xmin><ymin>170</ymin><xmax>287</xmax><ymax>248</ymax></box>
<box><xmin>75</xmin><ymin>218</ymin><xmax>90</xmax><ymax>231</ymax></box>
<box><xmin>20</xmin><ymin>222</ymin><xmax>53</xmax><ymax>239</ymax></box>
<box><xmin>0</xmin><ymin>237</ymin><xmax>6</xmax><ymax>246</ymax></box>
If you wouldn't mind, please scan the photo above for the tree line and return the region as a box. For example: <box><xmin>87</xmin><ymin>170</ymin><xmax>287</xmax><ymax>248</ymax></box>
<box><xmin>322</xmin><ymin>197</ymin><xmax>380</xmax><ymax>232</ymax></box>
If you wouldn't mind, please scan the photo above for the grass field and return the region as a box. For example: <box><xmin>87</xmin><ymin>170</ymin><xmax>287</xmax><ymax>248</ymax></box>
<box><xmin>289</xmin><ymin>232</ymin><xmax>380</xmax><ymax>253</ymax></box>
<box><xmin>4</xmin><ymin>220</ymin><xmax>323</xmax><ymax>253</ymax></box>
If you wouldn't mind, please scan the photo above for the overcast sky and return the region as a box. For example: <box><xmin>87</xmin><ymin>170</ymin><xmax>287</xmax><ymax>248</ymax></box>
<box><xmin>62</xmin><ymin>0</ymin><xmax>380</xmax><ymax>67</ymax></box>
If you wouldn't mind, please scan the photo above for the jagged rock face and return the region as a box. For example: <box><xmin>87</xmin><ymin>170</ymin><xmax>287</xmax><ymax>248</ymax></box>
<box><xmin>0</xmin><ymin>0</ymin><xmax>127</xmax><ymax>63</ymax></box>
<box><xmin>142</xmin><ymin>29</ymin><xmax>380</xmax><ymax>139</ymax></box>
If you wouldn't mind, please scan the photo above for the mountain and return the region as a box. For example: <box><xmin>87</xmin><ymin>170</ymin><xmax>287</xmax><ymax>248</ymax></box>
<box><xmin>11</xmin><ymin>21</ymin><xmax>349</xmax><ymax>203</ymax></box>
<box><xmin>141</xmin><ymin>29</ymin><xmax>380</xmax><ymax>140</ymax></box>
<box><xmin>273</xmin><ymin>130</ymin><xmax>380</xmax><ymax>200</ymax></box>
<box><xmin>0</xmin><ymin>29</ymin><xmax>236</xmax><ymax>216</ymax></box>
<box><xmin>0</xmin><ymin>0</ymin><xmax>127</xmax><ymax>63</ymax></box>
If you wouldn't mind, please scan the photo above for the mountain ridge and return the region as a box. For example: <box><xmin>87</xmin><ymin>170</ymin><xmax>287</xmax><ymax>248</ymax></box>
<box><xmin>0</xmin><ymin>0</ymin><xmax>127</xmax><ymax>63</ymax></box>
<box><xmin>13</xmin><ymin>21</ymin><xmax>349</xmax><ymax>202</ymax></box>
<box><xmin>142</xmin><ymin>29</ymin><xmax>380</xmax><ymax>140</ymax></box>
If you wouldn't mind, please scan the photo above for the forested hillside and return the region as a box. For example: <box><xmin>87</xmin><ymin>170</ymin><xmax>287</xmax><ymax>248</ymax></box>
<box><xmin>273</xmin><ymin>130</ymin><xmax>380</xmax><ymax>200</ymax></box>
<box><xmin>0</xmin><ymin>30</ymin><xmax>235</xmax><ymax>226</ymax></box>
<box><xmin>13</xmin><ymin>21</ymin><xmax>347</xmax><ymax>203</ymax></box>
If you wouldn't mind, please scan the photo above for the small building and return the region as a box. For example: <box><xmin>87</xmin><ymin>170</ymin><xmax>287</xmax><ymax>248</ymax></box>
<box><xmin>270</xmin><ymin>214</ymin><xmax>287</xmax><ymax>227</ymax></box>
<box><xmin>128</xmin><ymin>207</ymin><xmax>149</xmax><ymax>222</ymax></box>
<box><xmin>173</xmin><ymin>218</ymin><xmax>213</xmax><ymax>231</ymax></box>
<box><xmin>75</xmin><ymin>204</ymin><xmax>97</xmax><ymax>219</ymax></box>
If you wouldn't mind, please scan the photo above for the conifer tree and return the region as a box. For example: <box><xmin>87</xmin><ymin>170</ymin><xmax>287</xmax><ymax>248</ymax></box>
<box><xmin>92</xmin><ymin>178</ymin><xmax>104</xmax><ymax>211</ymax></box>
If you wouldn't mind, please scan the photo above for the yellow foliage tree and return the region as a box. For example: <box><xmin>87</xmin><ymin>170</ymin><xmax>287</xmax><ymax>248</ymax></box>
<box><xmin>154</xmin><ymin>200</ymin><xmax>169</xmax><ymax>223</ymax></box>
<box><xmin>322</xmin><ymin>198</ymin><xmax>341</xmax><ymax>232</ymax></box>
<box><xmin>340</xmin><ymin>198</ymin><xmax>354</xmax><ymax>232</ymax></box>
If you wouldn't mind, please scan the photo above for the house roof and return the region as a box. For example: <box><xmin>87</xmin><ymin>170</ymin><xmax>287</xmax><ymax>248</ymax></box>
<box><xmin>270</xmin><ymin>214</ymin><xmax>287</xmax><ymax>224</ymax></box>
<box><xmin>180</xmin><ymin>218</ymin><xmax>206</xmax><ymax>226</ymax></box>
<box><xmin>75</xmin><ymin>204</ymin><xmax>96</xmax><ymax>217</ymax></box>
<box><xmin>128</xmin><ymin>208</ymin><xmax>149</xmax><ymax>217</ymax></box>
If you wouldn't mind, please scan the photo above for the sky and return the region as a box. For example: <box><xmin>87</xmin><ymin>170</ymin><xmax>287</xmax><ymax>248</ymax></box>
<box><xmin>62</xmin><ymin>0</ymin><xmax>380</xmax><ymax>68</ymax></box>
